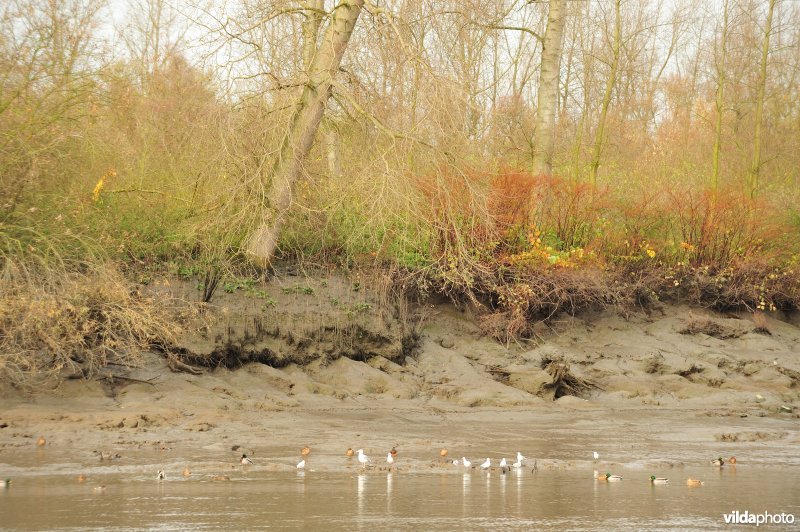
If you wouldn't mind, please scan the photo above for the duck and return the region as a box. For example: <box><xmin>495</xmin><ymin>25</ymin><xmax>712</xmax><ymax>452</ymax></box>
<box><xmin>729</xmin><ymin>456</ymin><xmax>737</xmax><ymax>465</ymax></box>
<box><xmin>77</xmin><ymin>474</ymin><xmax>87</xmax><ymax>483</ymax></box>
<box><xmin>346</xmin><ymin>448</ymin><xmax>355</xmax><ymax>457</ymax></box>
<box><xmin>650</xmin><ymin>475</ymin><xmax>669</xmax><ymax>485</ymax></box>
<box><xmin>440</xmin><ymin>448</ymin><xmax>448</xmax><ymax>459</ymax></box>
<box><xmin>480</xmin><ymin>458</ymin><xmax>491</xmax><ymax>470</ymax></box>
<box><xmin>240</xmin><ymin>454</ymin><xmax>254</xmax><ymax>465</ymax></box>
<box><xmin>36</xmin><ymin>436</ymin><xmax>46</xmax><ymax>447</ymax></box>
<box><xmin>595</xmin><ymin>471</ymin><xmax>608</xmax><ymax>481</ymax></box>
<box><xmin>296</xmin><ymin>459</ymin><xmax>305</xmax><ymax>469</ymax></box>
<box><xmin>711</xmin><ymin>457</ymin><xmax>724</xmax><ymax>467</ymax></box>
<box><xmin>157</xmin><ymin>470</ymin><xmax>166</xmax><ymax>480</ymax></box>
<box><xmin>300</xmin><ymin>446</ymin><xmax>311</xmax><ymax>457</ymax></box>
<box><xmin>462</xmin><ymin>457</ymin><xmax>471</xmax><ymax>468</ymax></box>
<box><xmin>92</xmin><ymin>485</ymin><xmax>106</xmax><ymax>493</ymax></box>
<box><xmin>1</xmin><ymin>478</ymin><xmax>10</xmax><ymax>488</ymax></box>
<box><xmin>182</xmin><ymin>468</ymin><xmax>191</xmax><ymax>477</ymax></box>
<box><xmin>601</xmin><ymin>472</ymin><xmax>622</xmax><ymax>482</ymax></box>
<box><xmin>686</xmin><ymin>478</ymin><xmax>705</xmax><ymax>486</ymax></box>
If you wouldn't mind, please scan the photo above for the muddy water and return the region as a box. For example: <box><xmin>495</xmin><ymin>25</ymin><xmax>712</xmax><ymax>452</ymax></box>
<box><xmin>1</xmin><ymin>467</ymin><xmax>798</xmax><ymax>530</ymax></box>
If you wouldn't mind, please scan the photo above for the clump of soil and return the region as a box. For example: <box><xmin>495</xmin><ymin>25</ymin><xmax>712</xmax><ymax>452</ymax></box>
<box><xmin>644</xmin><ymin>353</ymin><xmax>667</xmax><ymax>374</ymax></box>
<box><xmin>776</xmin><ymin>366</ymin><xmax>800</xmax><ymax>387</ymax></box>
<box><xmin>715</xmin><ymin>431</ymin><xmax>788</xmax><ymax>442</ymax></box>
<box><xmin>677</xmin><ymin>364</ymin><xmax>704</xmax><ymax>378</ymax></box>
<box><xmin>680</xmin><ymin>317</ymin><xmax>742</xmax><ymax>339</ymax></box>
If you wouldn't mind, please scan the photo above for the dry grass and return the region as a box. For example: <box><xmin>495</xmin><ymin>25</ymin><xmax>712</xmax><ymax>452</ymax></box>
<box><xmin>752</xmin><ymin>311</ymin><xmax>770</xmax><ymax>335</ymax></box>
<box><xmin>471</xmin><ymin>267</ymin><xmax>623</xmax><ymax>342</ymax></box>
<box><xmin>0</xmin><ymin>262</ymin><xmax>183</xmax><ymax>391</ymax></box>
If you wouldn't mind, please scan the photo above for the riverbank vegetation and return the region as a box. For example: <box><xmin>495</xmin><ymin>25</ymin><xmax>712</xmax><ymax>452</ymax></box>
<box><xmin>2</xmin><ymin>0</ymin><xmax>800</xmax><ymax>385</ymax></box>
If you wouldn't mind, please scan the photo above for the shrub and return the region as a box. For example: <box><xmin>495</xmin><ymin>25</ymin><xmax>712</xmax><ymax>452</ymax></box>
<box><xmin>0</xmin><ymin>262</ymin><xmax>183</xmax><ymax>390</ymax></box>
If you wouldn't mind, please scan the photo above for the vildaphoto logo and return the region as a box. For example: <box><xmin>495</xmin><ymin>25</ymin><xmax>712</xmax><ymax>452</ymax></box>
<box><xmin>723</xmin><ymin>511</ymin><xmax>795</xmax><ymax>526</ymax></box>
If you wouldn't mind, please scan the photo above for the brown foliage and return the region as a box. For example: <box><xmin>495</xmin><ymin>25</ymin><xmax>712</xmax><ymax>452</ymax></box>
<box><xmin>530</xmin><ymin>175</ymin><xmax>606</xmax><ymax>249</ymax></box>
<box><xmin>0</xmin><ymin>263</ymin><xmax>183</xmax><ymax>390</ymax></box>
<box><xmin>668</xmin><ymin>187</ymin><xmax>787</xmax><ymax>267</ymax></box>
<box><xmin>488</xmin><ymin>169</ymin><xmax>537</xmax><ymax>230</ymax></box>
<box><xmin>477</xmin><ymin>267</ymin><xmax>621</xmax><ymax>342</ymax></box>
<box><xmin>412</xmin><ymin>166</ymin><xmax>492</xmax><ymax>258</ymax></box>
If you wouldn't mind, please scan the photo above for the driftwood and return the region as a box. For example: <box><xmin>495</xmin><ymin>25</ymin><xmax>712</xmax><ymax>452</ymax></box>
<box><xmin>167</xmin><ymin>354</ymin><xmax>204</xmax><ymax>375</ymax></box>
<box><xmin>777</xmin><ymin>366</ymin><xmax>800</xmax><ymax>387</ymax></box>
<box><xmin>541</xmin><ymin>359</ymin><xmax>601</xmax><ymax>399</ymax></box>
<box><xmin>97</xmin><ymin>372</ymin><xmax>159</xmax><ymax>386</ymax></box>
<box><xmin>480</xmin><ymin>359</ymin><xmax>600</xmax><ymax>400</ymax></box>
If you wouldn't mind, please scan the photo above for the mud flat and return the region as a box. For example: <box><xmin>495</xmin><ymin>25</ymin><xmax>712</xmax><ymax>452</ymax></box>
<box><xmin>1</xmin><ymin>273</ymin><xmax>798</xmax><ymax>474</ymax></box>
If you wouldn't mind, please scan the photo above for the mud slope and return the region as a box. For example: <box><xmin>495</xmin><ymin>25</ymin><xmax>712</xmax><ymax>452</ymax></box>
<box><xmin>1</xmin><ymin>273</ymin><xmax>798</xmax><ymax>473</ymax></box>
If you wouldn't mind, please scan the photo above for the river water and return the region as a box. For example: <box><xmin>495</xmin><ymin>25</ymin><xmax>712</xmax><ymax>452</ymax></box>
<box><xmin>1</xmin><ymin>465</ymin><xmax>798</xmax><ymax>530</ymax></box>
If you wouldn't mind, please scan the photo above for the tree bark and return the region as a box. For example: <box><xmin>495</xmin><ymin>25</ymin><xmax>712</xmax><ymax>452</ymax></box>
<box><xmin>711</xmin><ymin>0</ymin><xmax>730</xmax><ymax>195</ymax></box>
<box><xmin>531</xmin><ymin>0</ymin><xmax>566</xmax><ymax>177</ymax></box>
<box><xmin>747</xmin><ymin>0</ymin><xmax>776</xmax><ymax>199</ymax></box>
<box><xmin>301</xmin><ymin>0</ymin><xmax>325</xmax><ymax>70</ymax></box>
<box><xmin>588</xmin><ymin>0</ymin><xmax>621</xmax><ymax>189</ymax></box>
<box><xmin>246</xmin><ymin>0</ymin><xmax>364</xmax><ymax>267</ymax></box>
<box><xmin>571</xmin><ymin>12</ymin><xmax>596</xmax><ymax>181</ymax></box>
<box><xmin>325</xmin><ymin>127</ymin><xmax>341</xmax><ymax>178</ymax></box>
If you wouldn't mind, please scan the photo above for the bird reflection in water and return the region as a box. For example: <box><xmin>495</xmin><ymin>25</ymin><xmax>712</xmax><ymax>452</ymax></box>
<box><xmin>357</xmin><ymin>474</ymin><xmax>366</xmax><ymax>518</ymax></box>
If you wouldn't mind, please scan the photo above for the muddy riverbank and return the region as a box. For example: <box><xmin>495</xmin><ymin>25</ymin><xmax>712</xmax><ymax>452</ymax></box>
<box><xmin>1</xmin><ymin>272</ymin><xmax>798</xmax><ymax>476</ymax></box>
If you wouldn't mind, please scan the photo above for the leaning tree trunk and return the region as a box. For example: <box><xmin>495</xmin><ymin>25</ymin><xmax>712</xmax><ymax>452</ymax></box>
<box><xmin>531</xmin><ymin>0</ymin><xmax>566</xmax><ymax>178</ymax></box>
<box><xmin>246</xmin><ymin>0</ymin><xmax>364</xmax><ymax>268</ymax></box>
<box><xmin>301</xmin><ymin>0</ymin><xmax>325</xmax><ymax>70</ymax></box>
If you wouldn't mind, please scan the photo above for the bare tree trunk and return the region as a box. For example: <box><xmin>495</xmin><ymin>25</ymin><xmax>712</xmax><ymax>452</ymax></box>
<box><xmin>531</xmin><ymin>0</ymin><xmax>566</xmax><ymax>177</ymax></box>
<box><xmin>302</xmin><ymin>2</ymin><xmax>342</xmax><ymax>179</ymax></box>
<box><xmin>572</xmin><ymin>11</ymin><xmax>596</xmax><ymax>181</ymax></box>
<box><xmin>301</xmin><ymin>0</ymin><xmax>325</xmax><ymax>70</ymax></box>
<box><xmin>588</xmin><ymin>0</ymin><xmax>621</xmax><ymax>188</ymax></box>
<box><xmin>325</xmin><ymin>127</ymin><xmax>341</xmax><ymax>178</ymax></box>
<box><xmin>559</xmin><ymin>11</ymin><xmax>576</xmax><ymax>120</ymax></box>
<box><xmin>747</xmin><ymin>0</ymin><xmax>776</xmax><ymax>199</ymax></box>
<box><xmin>246</xmin><ymin>0</ymin><xmax>364</xmax><ymax>267</ymax></box>
<box><xmin>711</xmin><ymin>0</ymin><xmax>730</xmax><ymax>195</ymax></box>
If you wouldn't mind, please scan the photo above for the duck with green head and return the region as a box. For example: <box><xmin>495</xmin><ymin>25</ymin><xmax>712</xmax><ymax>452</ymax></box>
<box><xmin>711</xmin><ymin>457</ymin><xmax>724</xmax><ymax>467</ymax></box>
<box><xmin>650</xmin><ymin>475</ymin><xmax>669</xmax><ymax>485</ymax></box>
<box><xmin>1</xmin><ymin>478</ymin><xmax>10</xmax><ymax>488</ymax></box>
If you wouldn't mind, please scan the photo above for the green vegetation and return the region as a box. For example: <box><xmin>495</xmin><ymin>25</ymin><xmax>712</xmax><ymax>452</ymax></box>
<box><xmin>2</xmin><ymin>0</ymin><xmax>800</xmax><ymax>387</ymax></box>
<box><xmin>281</xmin><ymin>285</ymin><xmax>315</xmax><ymax>296</ymax></box>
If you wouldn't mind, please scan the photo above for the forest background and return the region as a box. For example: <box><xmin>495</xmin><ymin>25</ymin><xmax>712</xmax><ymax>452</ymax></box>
<box><xmin>2</xmin><ymin>0</ymin><xmax>799</xmax><ymax>386</ymax></box>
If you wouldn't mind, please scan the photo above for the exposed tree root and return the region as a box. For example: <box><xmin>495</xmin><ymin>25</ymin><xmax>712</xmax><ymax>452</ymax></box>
<box><xmin>540</xmin><ymin>358</ymin><xmax>601</xmax><ymax>399</ymax></box>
